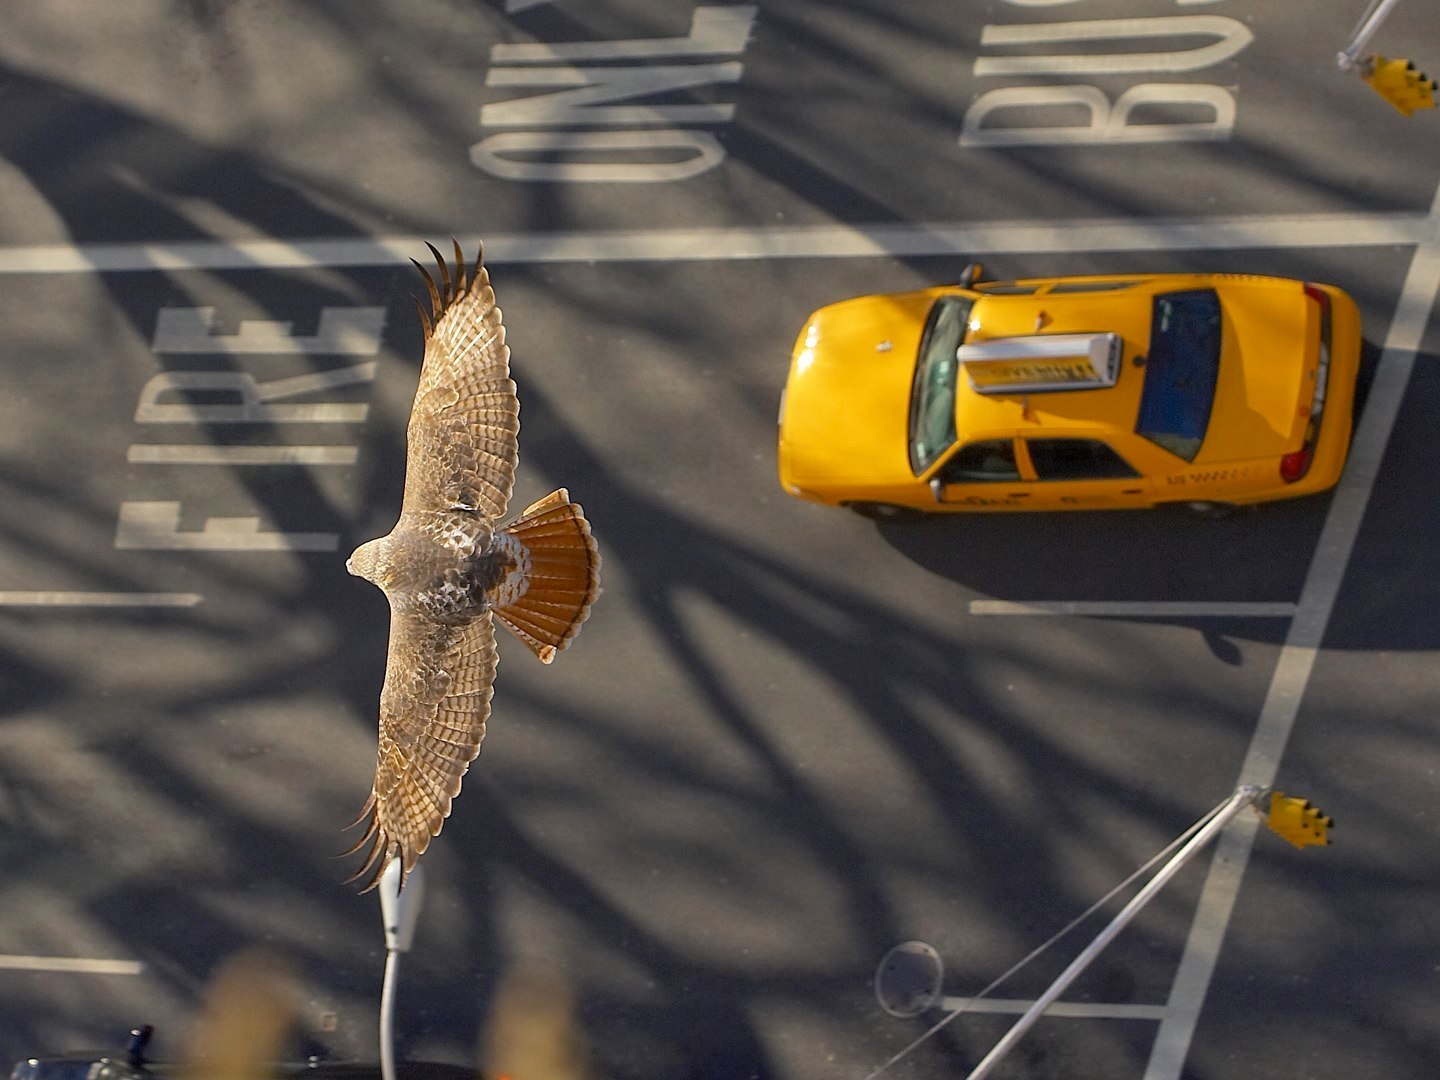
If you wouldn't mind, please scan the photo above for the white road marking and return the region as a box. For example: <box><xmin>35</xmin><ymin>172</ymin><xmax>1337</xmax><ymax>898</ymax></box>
<box><xmin>1144</xmin><ymin>182</ymin><xmax>1440</xmax><ymax>1080</ymax></box>
<box><xmin>938</xmin><ymin>996</ymin><xmax>1168</xmax><ymax>1021</ymax></box>
<box><xmin>975</xmin><ymin>15</ymin><xmax>1253</xmax><ymax>78</ymax></box>
<box><xmin>115</xmin><ymin>502</ymin><xmax>338</xmax><ymax>552</ymax></box>
<box><xmin>0</xmin><ymin>212</ymin><xmax>1425</xmax><ymax>274</ymax></box>
<box><xmin>152</xmin><ymin>306</ymin><xmax>386</xmax><ymax>355</ymax></box>
<box><xmin>0</xmin><ymin>955</ymin><xmax>145</xmax><ymax>975</ymax></box>
<box><xmin>127</xmin><ymin>445</ymin><xmax>359</xmax><ymax>465</ymax></box>
<box><xmin>970</xmin><ymin>600</ymin><xmax>1296</xmax><ymax>618</ymax></box>
<box><xmin>0</xmin><ymin>591</ymin><xmax>202</xmax><ymax>607</ymax></box>
<box><xmin>492</xmin><ymin>5</ymin><xmax>757</xmax><ymax>62</ymax></box>
<box><xmin>134</xmin><ymin>365</ymin><xmax>377</xmax><ymax>426</ymax></box>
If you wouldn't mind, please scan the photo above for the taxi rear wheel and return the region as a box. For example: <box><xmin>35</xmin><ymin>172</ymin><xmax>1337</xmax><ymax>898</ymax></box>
<box><xmin>845</xmin><ymin>501</ymin><xmax>929</xmax><ymax>522</ymax></box>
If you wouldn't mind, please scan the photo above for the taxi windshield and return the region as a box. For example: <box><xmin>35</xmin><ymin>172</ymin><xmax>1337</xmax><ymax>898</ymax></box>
<box><xmin>1136</xmin><ymin>289</ymin><xmax>1222</xmax><ymax>461</ymax></box>
<box><xmin>908</xmin><ymin>295</ymin><xmax>974</xmax><ymax>473</ymax></box>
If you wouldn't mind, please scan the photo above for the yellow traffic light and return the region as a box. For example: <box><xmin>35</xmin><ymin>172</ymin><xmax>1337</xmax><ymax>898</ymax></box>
<box><xmin>1363</xmin><ymin>55</ymin><xmax>1438</xmax><ymax>116</ymax></box>
<box><xmin>1266</xmin><ymin>791</ymin><xmax>1334</xmax><ymax>848</ymax></box>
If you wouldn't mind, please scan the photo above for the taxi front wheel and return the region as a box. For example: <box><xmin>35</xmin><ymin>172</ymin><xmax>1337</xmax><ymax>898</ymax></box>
<box><xmin>845</xmin><ymin>501</ymin><xmax>930</xmax><ymax>522</ymax></box>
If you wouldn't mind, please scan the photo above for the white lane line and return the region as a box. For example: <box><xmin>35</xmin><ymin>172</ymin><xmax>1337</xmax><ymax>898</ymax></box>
<box><xmin>970</xmin><ymin>601</ymin><xmax>1296</xmax><ymax>618</ymax></box>
<box><xmin>939</xmin><ymin>996</ymin><xmax>1168</xmax><ymax>1021</ymax></box>
<box><xmin>0</xmin><ymin>212</ymin><xmax>1425</xmax><ymax>274</ymax></box>
<box><xmin>127</xmin><ymin>444</ymin><xmax>359</xmax><ymax>465</ymax></box>
<box><xmin>1144</xmin><ymin>184</ymin><xmax>1440</xmax><ymax>1080</ymax></box>
<box><xmin>0</xmin><ymin>955</ymin><xmax>145</xmax><ymax>975</ymax></box>
<box><xmin>0</xmin><ymin>591</ymin><xmax>202</xmax><ymax>607</ymax></box>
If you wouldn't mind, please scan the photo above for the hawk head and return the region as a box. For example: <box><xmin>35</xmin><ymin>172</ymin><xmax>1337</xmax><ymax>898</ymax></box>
<box><xmin>346</xmin><ymin>537</ymin><xmax>390</xmax><ymax>587</ymax></box>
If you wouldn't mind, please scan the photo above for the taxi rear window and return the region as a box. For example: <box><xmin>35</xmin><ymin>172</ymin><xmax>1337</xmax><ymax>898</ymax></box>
<box><xmin>1136</xmin><ymin>289</ymin><xmax>1221</xmax><ymax>462</ymax></box>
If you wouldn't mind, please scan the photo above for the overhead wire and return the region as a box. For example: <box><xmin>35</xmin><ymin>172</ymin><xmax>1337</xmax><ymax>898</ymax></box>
<box><xmin>861</xmin><ymin>793</ymin><xmax>1236</xmax><ymax>1079</ymax></box>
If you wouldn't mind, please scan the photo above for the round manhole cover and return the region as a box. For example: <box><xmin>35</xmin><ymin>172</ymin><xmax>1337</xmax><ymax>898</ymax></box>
<box><xmin>874</xmin><ymin>940</ymin><xmax>944</xmax><ymax>1018</ymax></box>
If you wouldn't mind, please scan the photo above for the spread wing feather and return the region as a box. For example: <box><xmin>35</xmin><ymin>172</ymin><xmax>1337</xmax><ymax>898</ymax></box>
<box><xmin>402</xmin><ymin>242</ymin><xmax>519</xmax><ymax>522</ymax></box>
<box><xmin>346</xmin><ymin>609</ymin><xmax>498</xmax><ymax>891</ymax></box>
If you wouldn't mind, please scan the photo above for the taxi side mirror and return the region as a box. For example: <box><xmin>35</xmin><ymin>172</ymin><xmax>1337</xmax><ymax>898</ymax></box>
<box><xmin>959</xmin><ymin>262</ymin><xmax>985</xmax><ymax>288</ymax></box>
<box><xmin>929</xmin><ymin>478</ymin><xmax>949</xmax><ymax>503</ymax></box>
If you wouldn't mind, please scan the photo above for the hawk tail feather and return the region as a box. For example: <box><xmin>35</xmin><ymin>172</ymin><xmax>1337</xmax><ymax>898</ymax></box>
<box><xmin>493</xmin><ymin>488</ymin><xmax>601</xmax><ymax>664</ymax></box>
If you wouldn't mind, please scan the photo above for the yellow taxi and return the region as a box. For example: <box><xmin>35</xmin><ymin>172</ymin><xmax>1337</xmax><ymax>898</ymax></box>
<box><xmin>777</xmin><ymin>269</ymin><xmax>1361</xmax><ymax>519</ymax></box>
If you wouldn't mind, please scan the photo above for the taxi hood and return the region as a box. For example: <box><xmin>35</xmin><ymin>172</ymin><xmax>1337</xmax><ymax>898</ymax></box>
<box><xmin>779</xmin><ymin>290</ymin><xmax>940</xmax><ymax>486</ymax></box>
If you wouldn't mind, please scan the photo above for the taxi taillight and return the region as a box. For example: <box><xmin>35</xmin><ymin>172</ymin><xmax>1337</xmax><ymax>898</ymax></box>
<box><xmin>1283</xmin><ymin>285</ymin><xmax>1333</xmax><ymax>484</ymax></box>
<box><xmin>1280</xmin><ymin>446</ymin><xmax>1314</xmax><ymax>483</ymax></box>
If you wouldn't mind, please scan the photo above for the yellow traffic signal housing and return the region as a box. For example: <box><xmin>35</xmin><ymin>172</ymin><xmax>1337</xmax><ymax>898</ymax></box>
<box><xmin>1363</xmin><ymin>55</ymin><xmax>1438</xmax><ymax>116</ymax></box>
<box><xmin>1266</xmin><ymin>791</ymin><xmax>1334</xmax><ymax>848</ymax></box>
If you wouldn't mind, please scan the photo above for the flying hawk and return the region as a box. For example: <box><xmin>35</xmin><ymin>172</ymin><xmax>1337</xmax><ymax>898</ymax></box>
<box><xmin>342</xmin><ymin>242</ymin><xmax>601</xmax><ymax>891</ymax></box>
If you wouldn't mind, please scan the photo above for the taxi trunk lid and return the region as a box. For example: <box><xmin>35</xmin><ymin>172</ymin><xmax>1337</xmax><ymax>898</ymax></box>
<box><xmin>1199</xmin><ymin>278</ymin><xmax>1318</xmax><ymax>463</ymax></box>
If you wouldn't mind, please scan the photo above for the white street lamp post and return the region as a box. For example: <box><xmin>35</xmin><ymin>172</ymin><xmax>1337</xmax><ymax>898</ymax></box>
<box><xmin>377</xmin><ymin>858</ymin><xmax>426</xmax><ymax>1080</ymax></box>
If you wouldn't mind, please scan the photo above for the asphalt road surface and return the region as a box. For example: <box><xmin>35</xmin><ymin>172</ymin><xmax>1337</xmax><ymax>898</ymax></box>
<box><xmin>1</xmin><ymin>3</ymin><xmax>1438</xmax><ymax>1079</ymax></box>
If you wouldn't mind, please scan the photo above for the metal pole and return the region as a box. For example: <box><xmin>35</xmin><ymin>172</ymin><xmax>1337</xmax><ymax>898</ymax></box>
<box><xmin>1338</xmin><ymin>0</ymin><xmax>1404</xmax><ymax>70</ymax></box>
<box><xmin>377</xmin><ymin>857</ymin><xmax>425</xmax><ymax>1080</ymax></box>
<box><xmin>379</xmin><ymin>949</ymin><xmax>401</xmax><ymax>1080</ymax></box>
<box><xmin>963</xmin><ymin>786</ymin><xmax>1264</xmax><ymax>1080</ymax></box>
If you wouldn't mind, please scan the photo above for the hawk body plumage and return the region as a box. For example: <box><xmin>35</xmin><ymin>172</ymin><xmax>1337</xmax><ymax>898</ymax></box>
<box><xmin>343</xmin><ymin>243</ymin><xmax>601</xmax><ymax>892</ymax></box>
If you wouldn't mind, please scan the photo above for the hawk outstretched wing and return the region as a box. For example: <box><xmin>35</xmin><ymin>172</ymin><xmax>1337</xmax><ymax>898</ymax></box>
<box><xmin>403</xmin><ymin>240</ymin><xmax>519</xmax><ymax>522</ymax></box>
<box><xmin>345</xmin><ymin>609</ymin><xmax>498</xmax><ymax>886</ymax></box>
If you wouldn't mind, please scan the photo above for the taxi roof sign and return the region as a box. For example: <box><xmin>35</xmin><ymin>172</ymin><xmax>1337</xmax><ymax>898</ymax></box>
<box><xmin>958</xmin><ymin>332</ymin><xmax>1121</xmax><ymax>395</ymax></box>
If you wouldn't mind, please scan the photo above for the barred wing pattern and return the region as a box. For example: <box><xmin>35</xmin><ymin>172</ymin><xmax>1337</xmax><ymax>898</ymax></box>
<box><xmin>344</xmin><ymin>242</ymin><xmax>600</xmax><ymax>892</ymax></box>
<box><xmin>344</xmin><ymin>243</ymin><xmax>517</xmax><ymax>890</ymax></box>
<box><xmin>345</xmin><ymin>609</ymin><xmax>498</xmax><ymax>887</ymax></box>
<box><xmin>403</xmin><ymin>241</ymin><xmax>519</xmax><ymax>521</ymax></box>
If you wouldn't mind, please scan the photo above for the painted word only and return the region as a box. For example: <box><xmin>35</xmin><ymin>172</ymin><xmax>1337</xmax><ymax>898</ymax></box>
<box><xmin>472</xmin><ymin>5</ymin><xmax>758</xmax><ymax>182</ymax></box>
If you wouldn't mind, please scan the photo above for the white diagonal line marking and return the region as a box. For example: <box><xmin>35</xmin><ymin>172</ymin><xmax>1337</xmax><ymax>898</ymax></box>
<box><xmin>1144</xmin><ymin>182</ymin><xmax>1440</xmax><ymax>1080</ymax></box>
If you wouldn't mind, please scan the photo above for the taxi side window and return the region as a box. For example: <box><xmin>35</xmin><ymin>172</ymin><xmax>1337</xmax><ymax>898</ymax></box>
<box><xmin>1027</xmin><ymin>439</ymin><xmax>1140</xmax><ymax>481</ymax></box>
<box><xmin>937</xmin><ymin>439</ymin><xmax>1021</xmax><ymax>483</ymax></box>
